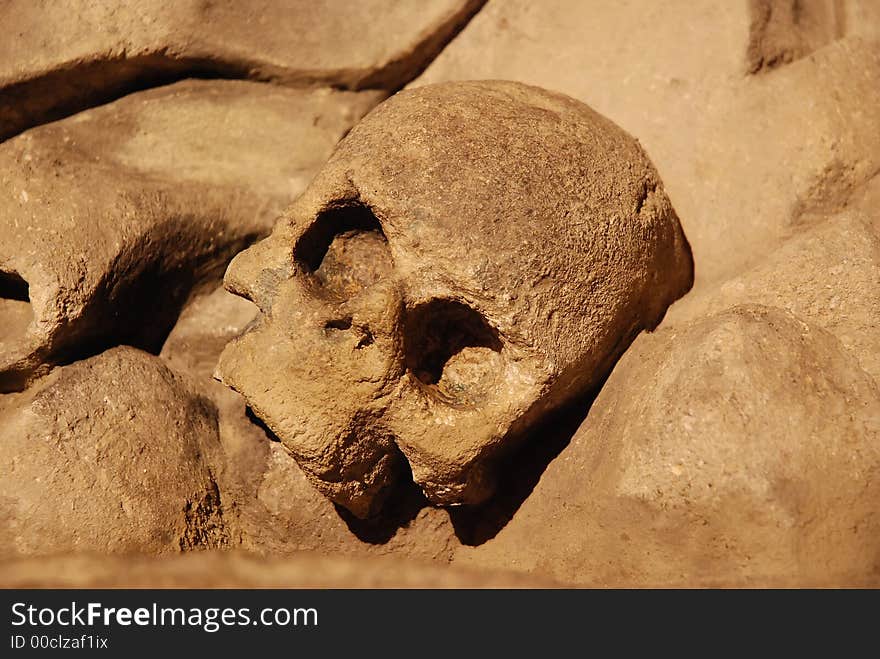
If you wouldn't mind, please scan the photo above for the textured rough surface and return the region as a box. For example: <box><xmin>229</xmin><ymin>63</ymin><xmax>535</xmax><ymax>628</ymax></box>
<box><xmin>454</xmin><ymin>306</ymin><xmax>880</xmax><ymax>586</ymax></box>
<box><xmin>745</xmin><ymin>0</ymin><xmax>880</xmax><ymax>73</ymax></box>
<box><xmin>0</xmin><ymin>79</ymin><xmax>379</xmax><ymax>391</ymax></box>
<box><xmin>415</xmin><ymin>2</ymin><xmax>880</xmax><ymax>285</ymax></box>
<box><xmin>0</xmin><ymin>551</ymin><xmax>556</xmax><ymax>588</ymax></box>
<box><xmin>746</xmin><ymin>0</ymin><xmax>843</xmax><ymax>73</ymax></box>
<box><xmin>161</xmin><ymin>285</ymin><xmax>458</xmax><ymax>559</ymax></box>
<box><xmin>668</xmin><ymin>212</ymin><xmax>880</xmax><ymax>383</ymax></box>
<box><xmin>0</xmin><ymin>0</ymin><xmax>484</xmax><ymax>140</ymax></box>
<box><xmin>216</xmin><ymin>80</ymin><xmax>693</xmax><ymax>517</ymax></box>
<box><xmin>0</xmin><ymin>347</ymin><xmax>226</xmax><ymax>557</ymax></box>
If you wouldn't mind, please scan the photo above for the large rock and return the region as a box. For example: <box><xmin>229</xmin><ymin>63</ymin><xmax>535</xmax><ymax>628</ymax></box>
<box><xmin>415</xmin><ymin>1</ymin><xmax>880</xmax><ymax>284</ymax></box>
<box><xmin>453</xmin><ymin>305</ymin><xmax>880</xmax><ymax>586</ymax></box>
<box><xmin>744</xmin><ymin>0</ymin><xmax>875</xmax><ymax>73</ymax></box>
<box><xmin>160</xmin><ymin>286</ymin><xmax>460</xmax><ymax>561</ymax></box>
<box><xmin>0</xmin><ymin>79</ymin><xmax>379</xmax><ymax>391</ymax></box>
<box><xmin>0</xmin><ymin>347</ymin><xmax>226</xmax><ymax>557</ymax></box>
<box><xmin>0</xmin><ymin>0</ymin><xmax>484</xmax><ymax>140</ymax></box>
<box><xmin>668</xmin><ymin>212</ymin><xmax>880</xmax><ymax>384</ymax></box>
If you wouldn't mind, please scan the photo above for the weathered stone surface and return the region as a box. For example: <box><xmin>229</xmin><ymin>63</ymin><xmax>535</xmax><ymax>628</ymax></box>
<box><xmin>686</xmin><ymin>37</ymin><xmax>880</xmax><ymax>282</ymax></box>
<box><xmin>850</xmin><ymin>172</ymin><xmax>880</xmax><ymax>235</ymax></box>
<box><xmin>0</xmin><ymin>79</ymin><xmax>379</xmax><ymax>391</ymax></box>
<box><xmin>746</xmin><ymin>0</ymin><xmax>843</xmax><ymax>73</ymax></box>
<box><xmin>216</xmin><ymin>80</ymin><xmax>693</xmax><ymax>517</ymax></box>
<box><xmin>668</xmin><ymin>212</ymin><xmax>880</xmax><ymax>384</ymax></box>
<box><xmin>0</xmin><ymin>0</ymin><xmax>484</xmax><ymax>140</ymax></box>
<box><xmin>453</xmin><ymin>305</ymin><xmax>880</xmax><ymax>586</ymax></box>
<box><xmin>415</xmin><ymin>2</ymin><xmax>880</xmax><ymax>284</ymax></box>
<box><xmin>0</xmin><ymin>551</ymin><xmax>556</xmax><ymax>588</ymax></box>
<box><xmin>0</xmin><ymin>347</ymin><xmax>226</xmax><ymax>557</ymax></box>
<box><xmin>161</xmin><ymin>285</ymin><xmax>460</xmax><ymax>560</ymax></box>
<box><xmin>160</xmin><ymin>286</ymin><xmax>260</xmax><ymax>384</ymax></box>
<box><xmin>746</xmin><ymin>0</ymin><xmax>880</xmax><ymax>73</ymax></box>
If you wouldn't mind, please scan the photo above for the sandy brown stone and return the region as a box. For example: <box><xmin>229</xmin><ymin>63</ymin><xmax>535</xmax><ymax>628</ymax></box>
<box><xmin>0</xmin><ymin>551</ymin><xmax>556</xmax><ymax>588</ymax></box>
<box><xmin>668</xmin><ymin>212</ymin><xmax>880</xmax><ymax>384</ymax></box>
<box><xmin>745</xmin><ymin>0</ymin><xmax>880</xmax><ymax>74</ymax></box>
<box><xmin>849</xmin><ymin>172</ymin><xmax>880</xmax><ymax>236</ymax></box>
<box><xmin>216</xmin><ymin>80</ymin><xmax>693</xmax><ymax>517</ymax></box>
<box><xmin>745</xmin><ymin>0</ymin><xmax>843</xmax><ymax>73</ymax></box>
<box><xmin>415</xmin><ymin>2</ymin><xmax>880</xmax><ymax>285</ymax></box>
<box><xmin>453</xmin><ymin>305</ymin><xmax>880</xmax><ymax>587</ymax></box>
<box><xmin>0</xmin><ymin>79</ymin><xmax>379</xmax><ymax>392</ymax></box>
<box><xmin>0</xmin><ymin>347</ymin><xmax>226</xmax><ymax>558</ymax></box>
<box><xmin>0</xmin><ymin>0</ymin><xmax>484</xmax><ymax>140</ymax></box>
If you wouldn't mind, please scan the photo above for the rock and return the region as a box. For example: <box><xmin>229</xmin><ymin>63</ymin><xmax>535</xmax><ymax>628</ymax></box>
<box><xmin>745</xmin><ymin>0</ymin><xmax>842</xmax><ymax>73</ymax></box>
<box><xmin>0</xmin><ymin>0</ymin><xmax>484</xmax><ymax>140</ymax></box>
<box><xmin>685</xmin><ymin>37</ymin><xmax>880</xmax><ymax>282</ymax></box>
<box><xmin>415</xmin><ymin>2</ymin><xmax>880</xmax><ymax>284</ymax></box>
<box><xmin>160</xmin><ymin>285</ymin><xmax>459</xmax><ymax>561</ymax></box>
<box><xmin>0</xmin><ymin>79</ymin><xmax>379</xmax><ymax>392</ymax></box>
<box><xmin>0</xmin><ymin>550</ymin><xmax>556</xmax><ymax>588</ymax></box>
<box><xmin>216</xmin><ymin>80</ymin><xmax>693</xmax><ymax>517</ymax></box>
<box><xmin>453</xmin><ymin>305</ymin><xmax>880</xmax><ymax>586</ymax></box>
<box><xmin>849</xmin><ymin>172</ymin><xmax>880</xmax><ymax>236</ymax></box>
<box><xmin>160</xmin><ymin>286</ymin><xmax>260</xmax><ymax>384</ymax></box>
<box><xmin>668</xmin><ymin>212</ymin><xmax>880</xmax><ymax>384</ymax></box>
<box><xmin>0</xmin><ymin>347</ymin><xmax>226</xmax><ymax>557</ymax></box>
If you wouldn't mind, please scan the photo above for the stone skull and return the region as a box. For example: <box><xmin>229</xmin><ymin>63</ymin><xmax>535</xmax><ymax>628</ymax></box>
<box><xmin>215</xmin><ymin>80</ymin><xmax>693</xmax><ymax>518</ymax></box>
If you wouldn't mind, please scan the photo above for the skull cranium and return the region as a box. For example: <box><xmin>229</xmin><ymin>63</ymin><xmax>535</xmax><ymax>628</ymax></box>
<box><xmin>216</xmin><ymin>80</ymin><xmax>693</xmax><ymax>518</ymax></box>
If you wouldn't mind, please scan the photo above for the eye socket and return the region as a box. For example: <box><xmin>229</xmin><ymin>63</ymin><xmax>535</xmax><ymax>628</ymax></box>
<box><xmin>0</xmin><ymin>270</ymin><xmax>28</xmax><ymax>302</ymax></box>
<box><xmin>404</xmin><ymin>299</ymin><xmax>502</xmax><ymax>385</ymax></box>
<box><xmin>0</xmin><ymin>270</ymin><xmax>33</xmax><ymax>345</ymax></box>
<box><xmin>294</xmin><ymin>201</ymin><xmax>392</xmax><ymax>299</ymax></box>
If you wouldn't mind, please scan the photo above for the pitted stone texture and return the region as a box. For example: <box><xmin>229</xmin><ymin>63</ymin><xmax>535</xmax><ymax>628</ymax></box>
<box><xmin>0</xmin><ymin>347</ymin><xmax>226</xmax><ymax>557</ymax></box>
<box><xmin>160</xmin><ymin>286</ymin><xmax>458</xmax><ymax>558</ymax></box>
<box><xmin>0</xmin><ymin>0</ymin><xmax>484</xmax><ymax>140</ymax></box>
<box><xmin>454</xmin><ymin>306</ymin><xmax>880</xmax><ymax>587</ymax></box>
<box><xmin>0</xmin><ymin>79</ymin><xmax>379</xmax><ymax>392</ymax></box>
<box><xmin>216</xmin><ymin>81</ymin><xmax>693</xmax><ymax>517</ymax></box>
<box><xmin>668</xmin><ymin>212</ymin><xmax>880</xmax><ymax>384</ymax></box>
<box><xmin>415</xmin><ymin>2</ymin><xmax>880</xmax><ymax>285</ymax></box>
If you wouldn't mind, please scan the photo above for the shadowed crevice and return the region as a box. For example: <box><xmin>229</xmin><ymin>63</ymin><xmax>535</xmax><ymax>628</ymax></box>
<box><xmin>0</xmin><ymin>220</ymin><xmax>259</xmax><ymax>393</ymax></box>
<box><xmin>334</xmin><ymin>461</ymin><xmax>430</xmax><ymax>544</ymax></box>
<box><xmin>447</xmin><ymin>380</ymin><xmax>606</xmax><ymax>546</ymax></box>
<box><xmin>0</xmin><ymin>0</ymin><xmax>488</xmax><ymax>143</ymax></box>
<box><xmin>0</xmin><ymin>55</ymin><xmax>248</xmax><ymax>142</ymax></box>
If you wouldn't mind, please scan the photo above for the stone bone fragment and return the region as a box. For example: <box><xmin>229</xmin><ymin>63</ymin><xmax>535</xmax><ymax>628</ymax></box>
<box><xmin>0</xmin><ymin>79</ymin><xmax>380</xmax><ymax>392</ymax></box>
<box><xmin>216</xmin><ymin>80</ymin><xmax>694</xmax><ymax>517</ymax></box>
<box><xmin>452</xmin><ymin>305</ymin><xmax>880</xmax><ymax>587</ymax></box>
<box><xmin>667</xmin><ymin>212</ymin><xmax>880</xmax><ymax>384</ymax></box>
<box><xmin>0</xmin><ymin>551</ymin><xmax>554</xmax><ymax>588</ymax></box>
<box><xmin>0</xmin><ymin>0</ymin><xmax>485</xmax><ymax>140</ymax></box>
<box><xmin>0</xmin><ymin>347</ymin><xmax>226</xmax><ymax>557</ymax></box>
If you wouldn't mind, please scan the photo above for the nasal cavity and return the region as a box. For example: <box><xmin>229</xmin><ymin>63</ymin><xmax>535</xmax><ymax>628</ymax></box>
<box><xmin>0</xmin><ymin>270</ymin><xmax>33</xmax><ymax>347</ymax></box>
<box><xmin>294</xmin><ymin>201</ymin><xmax>392</xmax><ymax>300</ymax></box>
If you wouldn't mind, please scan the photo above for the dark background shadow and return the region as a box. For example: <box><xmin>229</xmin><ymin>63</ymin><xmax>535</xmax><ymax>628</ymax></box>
<box><xmin>447</xmin><ymin>383</ymin><xmax>602</xmax><ymax>546</ymax></box>
<box><xmin>334</xmin><ymin>463</ymin><xmax>430</xmax><ymax>544</ymax></box>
